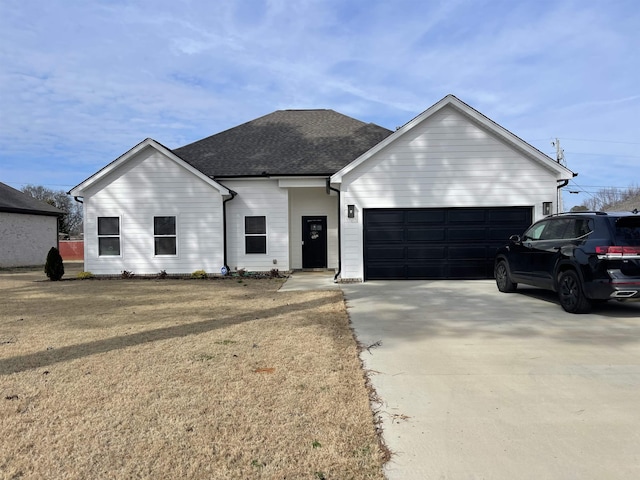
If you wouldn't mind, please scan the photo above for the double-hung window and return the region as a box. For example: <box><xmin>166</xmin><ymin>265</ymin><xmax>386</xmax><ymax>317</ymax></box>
<box><xmin>98</xmin><ymin>217</ymin><xmax>121</xmax><ymax>256</ymax></box>
<box><xmin>154</xmin><ymin>216</ymin><xmax>177</xmax><ymax>255</ymax></box>
<box><xmin>245</xmin><ymin>216</ymin><xmax>266</xmax><ymax>254</ymax></box>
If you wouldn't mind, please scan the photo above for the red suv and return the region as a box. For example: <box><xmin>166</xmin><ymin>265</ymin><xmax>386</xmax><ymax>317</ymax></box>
<box><xmin>494</xmin><ymin>211</ymin><xmax>640</xmax><ymax>313</ymax></box>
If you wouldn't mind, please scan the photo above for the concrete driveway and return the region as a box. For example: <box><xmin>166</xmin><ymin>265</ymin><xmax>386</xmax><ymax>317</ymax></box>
<box><xmin>341</xmin><ymin>280</ymin><xmax>640</xmax><ymax>480</ymax></box>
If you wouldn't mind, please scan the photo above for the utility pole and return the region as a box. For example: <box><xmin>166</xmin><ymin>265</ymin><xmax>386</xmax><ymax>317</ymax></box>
<box><xmin>551</xmin><ymin>138</ymin><xmax>565</xmax><ymax>166</ymax></box>
<box><xmin>552</xmin><ymin>138</ymin><xmax>567</xmax><ymax>214</ymax></box>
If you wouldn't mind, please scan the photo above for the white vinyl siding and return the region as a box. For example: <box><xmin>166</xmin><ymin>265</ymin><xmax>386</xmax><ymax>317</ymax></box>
<box><xmin>83</xmin><ymin>147</ymin><xmax>225</xmax><ymax>275</ymax></box>
<box><xmin>339</xmin><ymin>105</ymin><xmax>561</xmax><ymax>281</ymax></box>
<box><xmin>225</xmin><ymin>179</ymin><xmax>289</xmax><ymax>272</ymax></box>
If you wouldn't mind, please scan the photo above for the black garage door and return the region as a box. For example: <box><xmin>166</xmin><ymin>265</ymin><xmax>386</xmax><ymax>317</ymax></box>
<box><xmin>364</xmin><ymin>207</ymin><xmax>532</xmax><ymax>280</ymax></box>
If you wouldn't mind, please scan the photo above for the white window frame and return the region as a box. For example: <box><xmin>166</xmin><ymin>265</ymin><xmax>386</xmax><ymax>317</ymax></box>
<box><xmin>97</xmin><ymin>216</ymin><xmax>122</xmax><ymax>257</ymax></box>
<box><xmin>153</xmin><ymin>215</ymin><xmax>178</xmax><ymax>257</ymax></box>
<box><xmin>244</xmin><ymin>215</ymin><xmax>267</xmax><ymax>254</ymax></box>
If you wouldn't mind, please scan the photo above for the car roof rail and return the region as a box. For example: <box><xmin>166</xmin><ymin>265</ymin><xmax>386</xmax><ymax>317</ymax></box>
<box><xmin>549</xmin><ymin>211</ymin><xmax>608</xmax><ymax>217</ymax></box>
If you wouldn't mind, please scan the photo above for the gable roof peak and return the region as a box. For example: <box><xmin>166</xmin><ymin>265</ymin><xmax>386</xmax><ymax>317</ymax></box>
<box><xmin>331</xmin><ymin>94</ymin><xmax>575</xmax><ymax>182</ymax></box>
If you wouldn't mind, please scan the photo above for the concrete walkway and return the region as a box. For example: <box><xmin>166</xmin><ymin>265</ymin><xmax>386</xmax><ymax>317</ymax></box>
<box><xmin>278</xmin><ymin>271</ymin><xmax>340</xmax><ymax>291</ymax></box>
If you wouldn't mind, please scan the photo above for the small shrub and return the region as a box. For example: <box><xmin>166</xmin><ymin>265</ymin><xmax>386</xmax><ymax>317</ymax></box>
<box><xmin>121</xmin><ymin>270</ymin><xmax>134</xmax><ymax>279</ymax></box>
<box><xmin>157</xmin><ymin>270</ymin><xmax>167</xmax><ymax>279</ymax></box>
<box><xmin>237</xmin><ymin>268</ymin><xmax>246</xmax><ymax>277</ymax></box>
<box><xmin>44</xmin><ymin>247</ymin><xmax>64</xmax><ymax>281</ymax></box>
<box><xmin>77</xmin><ymin>271</ymin><xmax>94</xmax><ymax>280</ymax></box>
<box><xmin>191</xmin><ymin>269</ymin><xmax>208</xmax><ymax>279</ymax></box>
<box><xmin>270</xmin><ymin>268</ymin><xmax>280</xmax><ymax>278</ymax></box>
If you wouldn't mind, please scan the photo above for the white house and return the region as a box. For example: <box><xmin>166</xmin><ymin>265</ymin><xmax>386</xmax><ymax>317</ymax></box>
<box><xmin>0</xmin><ymin>182</ymin><xmax>63</xmax><ymax>268</ymax></box>
<box><xmin>69</xmin><ymin>95</ymin><xmax>575</xmax><ymax>280</ymax></box>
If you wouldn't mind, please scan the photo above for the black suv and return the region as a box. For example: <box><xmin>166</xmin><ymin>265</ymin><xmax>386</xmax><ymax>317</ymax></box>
<box><xmin>494</xmin><ymin>211</ymin><xmax>640</xmax><ymax>313</ymax></box>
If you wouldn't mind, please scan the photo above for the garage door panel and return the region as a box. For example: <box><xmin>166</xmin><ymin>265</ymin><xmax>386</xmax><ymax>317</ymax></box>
<box><xmin>366</xmin><ymin>211</ymin><xmax>404</xmax><ymax>225</ymax></box>
<box><xmin>366</xmin><ymin>228</ymin><xmax>405</xmax><ymax>242</ymax></box>
<box><xmin>366</xmin><ymin>245</ymin><xmax>405</xmax><ymax>260</ymax></box>
<box><xmin>367</xmin><ymin>264</ymin><xmax>407</xmax><ymax>279</ymax></box>
<box><xmin>447</xmin><ymin>246</ymin><xmax>487</xmax><ymax>260</ymax></box>
<box><xmin>407</xmin><ymin>210</ymin><xmax>446</xmax><ymax>224</ymax></box>
<box><xmin>407</xmin><ymin>263</ymin><xmax>447</xmax><ymax>278</ymax></box>
<box><xmin>407</xmin><ymin>228</ymin><xmax>446</xmax><ymax>241</ymax></box>
<box><xmin>448</xmin><ymin>209</ymin><xmax>486</xmax><ymax>223</ymax></box>
<box><xmin>488</xmin><ymin>209</ymin><xmax>532</xmax><ymax>223</ymax></box>
<box><xmin>364</xmin><ymin>207</ymin><xmax>532</xmax><ymax>280</ymax></box>
<box><xmin>407</xmin><ymin>246</ymin><xmax>446</xmax><ymax>259</ymax></box>
<box><xmin>448</xmin><ymin>228</ymin><xmax>487</xmax><ymax>241</ymax></box>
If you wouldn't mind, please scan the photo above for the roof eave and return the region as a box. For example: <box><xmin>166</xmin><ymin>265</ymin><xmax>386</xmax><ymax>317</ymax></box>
<box><xmin>0</xmin><ymin>207</ymin><xmax>64</xmax><ymax>217</ymax></box>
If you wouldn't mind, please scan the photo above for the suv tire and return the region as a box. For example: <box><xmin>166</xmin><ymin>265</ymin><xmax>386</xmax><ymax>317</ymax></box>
<box><xmin>495</xmin><ymin>260</ymin><xmax>517</xmax><ymax>292</ymax></box>
<box><xmin>557</xmin><ymin>270</ymin><xmax>592</xmax><ymax>314</ymax></box>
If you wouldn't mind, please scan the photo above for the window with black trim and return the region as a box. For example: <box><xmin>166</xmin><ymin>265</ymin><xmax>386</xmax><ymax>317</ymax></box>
<box><xmin>98</xmin><ymin>217</ymin><xmax>120</xmax><ymax>256</ymax></box>
<box><xmin>154</xmin><ymin>216</ymin><xmax>177</xmax><ymax>255</ymax></box>
<box><xmin>245</xmin><ymin>216</ymin><xmax>266</xmax><ymax>254</ymax></box>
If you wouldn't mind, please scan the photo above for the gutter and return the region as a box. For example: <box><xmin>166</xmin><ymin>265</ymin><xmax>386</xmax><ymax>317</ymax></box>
<box><xmin>326</xmin><ymin>179</ymin><xmax>342</xmax><ymax>282</ymax></box>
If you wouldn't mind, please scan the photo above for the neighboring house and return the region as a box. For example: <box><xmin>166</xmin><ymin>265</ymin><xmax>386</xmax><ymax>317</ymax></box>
<box><xmin>69</xmin><ymin>95</ymin><xmax>575</xmax><ymax>280</ymax></box>
<box><xmin>0</xmin><ymin>182</ymin><xmax>64</xmax><ymax>268</ymax></box>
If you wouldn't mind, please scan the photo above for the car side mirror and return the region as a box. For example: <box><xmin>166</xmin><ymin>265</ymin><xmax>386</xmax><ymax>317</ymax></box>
<box><xmin>509</xmin><ymin>234</ymin><xmax>522</xmax><ymax>244</ymax></box>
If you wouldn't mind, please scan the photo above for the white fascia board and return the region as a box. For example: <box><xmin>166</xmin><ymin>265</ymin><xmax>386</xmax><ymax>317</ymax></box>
<box><xmin>277</xmin><ymin>177</ymin><xmax>327</xmax><ymax>188</ymax></box>
<box><xmin>69</xmin><ymin>138</ymin><xmax>229</xmax><ymax>196</ymax></box>
<box><xmin>331</xmin><ymin>94</ymin><xmax>575</xmax><ymax>183</ymax></box>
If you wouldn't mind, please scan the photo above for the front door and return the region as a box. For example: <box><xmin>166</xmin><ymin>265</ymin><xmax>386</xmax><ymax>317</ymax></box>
<box><xmin>302</xmin><ymin>216</ymin><xmax>327</xmax><ymax>269</ymax></box>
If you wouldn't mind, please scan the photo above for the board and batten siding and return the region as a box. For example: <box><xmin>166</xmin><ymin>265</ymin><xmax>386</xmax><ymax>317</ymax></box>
<box><xmin>225</xmin><ymin>179</ymin><xmax>290</xmax><ymax>272</ymax></box>
<box><xmin>83</xmin><ymin>148</ymin><xmax>225</xmax><ymax>275</ymax></box>
<box><xmin>288</xmin><ymin>187</ymin><xmax>338</xmax><ymax>270</ymax></box>
<box><xmin>339</xmin><ymin>105</ymin><xmax>562</xmax><ymax>281</ymax></box>
<box><xmin>0</xmin><ymin>212</ymin><xmax>58</xmax><ymax>267</ymax></box>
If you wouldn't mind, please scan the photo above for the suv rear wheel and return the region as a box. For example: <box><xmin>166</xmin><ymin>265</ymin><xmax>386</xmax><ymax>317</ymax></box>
<box><xmin>495</xmin><ymin>260</ymin><xmax>517</xmax><ymax>292</ymax></box>
<box><xmin>557</xmin><ymin>270</ymin><xmax>592</xmax><ymax>314</ymax></box>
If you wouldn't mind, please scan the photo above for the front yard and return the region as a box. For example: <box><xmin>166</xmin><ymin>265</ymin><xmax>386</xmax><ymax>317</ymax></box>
<box><xmin>0</xmin><ymin>267</ymin><xmax>385</xmax><ymax>479</ymax></box>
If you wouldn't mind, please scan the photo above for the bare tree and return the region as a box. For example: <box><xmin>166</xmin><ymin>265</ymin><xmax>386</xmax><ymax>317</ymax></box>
<box><xmin>21</xmin><ymin>185</ymin><xmax>83</xmax><ymax>236</ymax></box>
<box><xmin>577</xmin><ymin>184</ymin><xmax>640</xmax><ymax>211</ymax></box>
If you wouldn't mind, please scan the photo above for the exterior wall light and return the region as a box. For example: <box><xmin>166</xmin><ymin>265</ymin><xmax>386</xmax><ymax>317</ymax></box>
<box><xmin>543</xmin><ymin>202</ymin><xmax>553</xmax><ymax>216</ymax></box>
<box><xmin>347</xmin><ymin>205</ymin><xmax>355</xmax><ymax>218</ymax></box>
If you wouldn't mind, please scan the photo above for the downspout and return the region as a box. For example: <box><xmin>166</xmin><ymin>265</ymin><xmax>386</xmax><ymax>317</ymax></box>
<box><xmin>221</xmin><ymin>188</ymin><xmax>237</xmax><ymax>273</ymax></box>
<box><xmin>326</xmin><ymin>179</ymin><xmax>341</xmax><ymax>282</ymax></box>
<box><xmin>556</xmin><ymin>173</ymin><xmax>576</xmax><ymax>214</ymax></box>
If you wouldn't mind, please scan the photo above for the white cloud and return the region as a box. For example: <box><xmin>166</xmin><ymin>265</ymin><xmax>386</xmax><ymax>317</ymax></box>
<box><xmin>0</xmin><ymin>0</ymin><xmax>638</xmax><ymax>203</ymax></box>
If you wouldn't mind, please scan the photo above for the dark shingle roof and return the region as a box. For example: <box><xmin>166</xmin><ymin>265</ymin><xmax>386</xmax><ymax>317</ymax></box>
<box><xmin>0</xmin><ymin>182</ymin><xmax>64</xmax><ymax>216</ymax></box>
<box><xmin>173</xmin><ymin>109</ymin><xmax>393</xmax><ymax>177</ymax></box>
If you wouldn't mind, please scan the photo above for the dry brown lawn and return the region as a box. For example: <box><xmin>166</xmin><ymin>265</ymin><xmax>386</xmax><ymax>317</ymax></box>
<box><xmin>0</xmin><ymin>266</ymin><xmax>385</xmax><ymax>480</ymax></box>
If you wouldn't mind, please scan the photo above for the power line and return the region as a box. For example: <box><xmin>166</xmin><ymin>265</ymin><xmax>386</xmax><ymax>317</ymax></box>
<box><xmin>561</xmin><ymin>152</ymin><xmax>640</xmax><ymax>159</ymax></box>
<box><xmin>557</xmin><ymin>137</ymin><xmax>640</xmax><ymax>146</ymax></box>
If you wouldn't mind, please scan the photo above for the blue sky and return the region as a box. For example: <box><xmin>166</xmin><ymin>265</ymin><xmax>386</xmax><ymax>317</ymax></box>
<box><xmin>1</xmin><ymin>0</ymin><xmax>638</xmax><ymax>209</ymax></box>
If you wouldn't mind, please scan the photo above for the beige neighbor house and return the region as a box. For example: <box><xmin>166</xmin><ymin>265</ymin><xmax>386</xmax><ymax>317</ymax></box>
<box><xmin>69</xmin><ymin>95</ymin><xmax>575</xmax><ymax>281</ymax></box>
<box><xmin>0</xmin><ymin>182</ymin><xmax>63</xmax><ymax>268</ymax></box>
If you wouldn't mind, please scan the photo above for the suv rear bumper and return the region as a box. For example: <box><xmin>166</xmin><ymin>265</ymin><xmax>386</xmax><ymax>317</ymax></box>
<box><xmin>583</xmin><ymin>269</ymin><xmax>640</xmax><ymax>300</ymax></box>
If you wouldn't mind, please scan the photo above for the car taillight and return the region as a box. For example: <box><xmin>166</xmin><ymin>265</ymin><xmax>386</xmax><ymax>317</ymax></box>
<box><xmin>596</xmin><ymin>246</ymin><xmax>640</xmax><ymax>255</ymax></box>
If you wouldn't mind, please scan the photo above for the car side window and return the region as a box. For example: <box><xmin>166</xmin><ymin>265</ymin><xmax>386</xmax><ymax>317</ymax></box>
<box><xmin>564</xmin><ymin>219</ymin><xmax>593</xmax><ymax>239</ymax></box>
<box><xmin>523</xmin><ymin>221</ymin><xmax>548</xmax><ymax>241</ymax></box>
<box><xmin>539</xmin><ymin>219</ymin><xmax>570</xmax><ymax>240</ymax></box>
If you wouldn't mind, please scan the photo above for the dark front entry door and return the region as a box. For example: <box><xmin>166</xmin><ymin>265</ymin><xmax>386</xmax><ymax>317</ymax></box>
<box><xmin>302</xmin><ymin>216</ymin><xmax>327</xmax><ymax>269</ymax></box>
